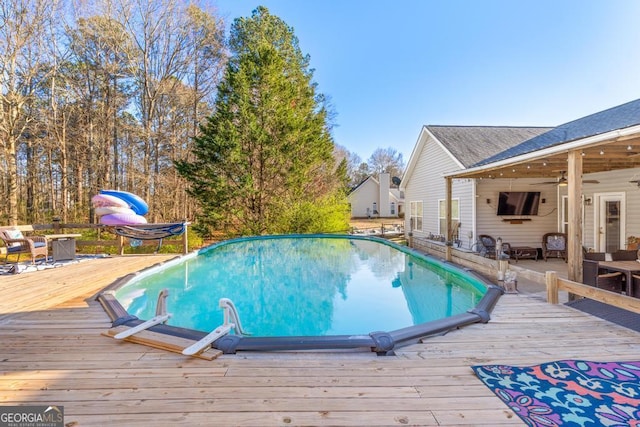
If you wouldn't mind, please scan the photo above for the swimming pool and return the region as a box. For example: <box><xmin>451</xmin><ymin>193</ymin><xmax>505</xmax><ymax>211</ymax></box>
<box><xmin>98</xmin><ymin>235</ymin><xmax>502</xmax><ymax>355</ymax></box>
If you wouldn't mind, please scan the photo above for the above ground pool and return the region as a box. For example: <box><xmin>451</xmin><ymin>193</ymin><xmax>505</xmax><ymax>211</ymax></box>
<box><xmin>99</xmin><ymin>235</ymin><xmax>502</xmax><ymax>354</ymax></box>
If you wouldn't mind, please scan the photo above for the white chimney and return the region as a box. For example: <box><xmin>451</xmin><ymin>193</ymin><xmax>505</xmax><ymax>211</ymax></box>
<box><xmin>379</xmin><ymin>173</ymin><xmax>390</xmax><ymax>217</ymax></box>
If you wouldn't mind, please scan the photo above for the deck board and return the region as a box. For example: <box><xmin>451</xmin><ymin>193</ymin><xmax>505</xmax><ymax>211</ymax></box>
<box><xmin>1</xmin><ymin>255</ymin><xmax>639</xmax><ymax>426</ymax></box>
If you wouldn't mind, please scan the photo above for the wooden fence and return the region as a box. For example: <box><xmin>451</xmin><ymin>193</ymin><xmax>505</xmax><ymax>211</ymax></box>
<box><xmin>13</xmin><ymin>220</ymin><xmax>189</xmax><ymax>255</ymax></box>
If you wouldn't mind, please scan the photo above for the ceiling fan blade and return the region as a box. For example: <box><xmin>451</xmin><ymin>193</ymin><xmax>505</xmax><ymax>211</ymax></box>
<box><xmin>583</xmin><ymin>180</ymin><xmax>600</xmax><ymax>184</ymax></box>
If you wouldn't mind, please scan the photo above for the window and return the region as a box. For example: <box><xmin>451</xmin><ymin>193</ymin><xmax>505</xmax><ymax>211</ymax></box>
<box><xmin>438</xmin><ymin>199</ymin><xmax>460</xmax><ymax>235</ymax></box>
<box><xmin>410</xmin><ymin>201</ymin><xmax>423</xmax><ymax>231</ymax></box>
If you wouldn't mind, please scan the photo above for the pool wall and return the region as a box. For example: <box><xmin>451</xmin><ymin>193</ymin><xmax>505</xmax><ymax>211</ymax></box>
<box><xmin>97</xmin><ymin>234</ymin><xmax>503</xmax><ymax>355</ymax></box>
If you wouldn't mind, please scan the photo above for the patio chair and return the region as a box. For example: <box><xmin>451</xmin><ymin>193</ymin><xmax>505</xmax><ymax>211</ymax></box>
<box><xmin>630</xmin><ymin>275</ymin><xmax>640</xmax><ymax>298</ymax></box>
<box><xmin>542</xmin><ymin>232</ymin><xmax>567</xmax><ymax>262</ymax></box>
<box><xmin>582</xmin><ymin>258</ymin><xmax>624</xmax><ymax>293</ymax></box>
<box><xmin>584</xmin><ymin>251</ymin><xmax>606</xmax><ymax>261</ymax></box>
<box><xmin>477</xmin><ymin>234</ymin><xmax>511</xmax><ymax>259</ymax></box>
<box><xmin>0</xmin><ymin>227</ymin><xmax>48</xmax><ymax>264</ymax></box>
<box><xmin>611</xmin><ymin>250</ymin><xmax>638</xmax><ymax>261</ymax></box>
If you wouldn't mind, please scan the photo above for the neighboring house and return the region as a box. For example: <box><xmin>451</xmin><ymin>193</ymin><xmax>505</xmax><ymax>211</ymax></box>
<box><xmin>348</xmin><ymin>173</ymin><xmax>404</xmax><ymax>218</ymax></box>
<box><xmin>400</xmin><ymin>126</ymin><xmax>551</xmax><ymax>248</ymax></box>
<box><xmin>401</xmin><ymin>98</ymin><xmax>640</xmax><ymax>258</ymax></box>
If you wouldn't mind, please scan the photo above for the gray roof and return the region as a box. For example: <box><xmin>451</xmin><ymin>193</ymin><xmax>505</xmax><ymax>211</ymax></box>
<box><xmin>474</xmin><ymin>98</ymin><xmax>640</xmax><ymax>167</ymax></box>
<box><xmin>426</xmin><ymin>126</ymin><xmax>552</xmax><ymax>168</ymax></box>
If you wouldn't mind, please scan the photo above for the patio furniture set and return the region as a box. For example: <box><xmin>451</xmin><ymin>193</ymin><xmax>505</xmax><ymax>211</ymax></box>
<box><xmin>583</xmin><ymin>250</ymin><xmax>640</xmax><ymax>298</ymax></box>
<box><xmin>0</xmin><ymin>227</ymin><xmax>80</xmax><ymax>265</ymax></box>
<box><xmin>476</xmin><ymin>232</ymin><xmax>567</xmax><ymax>263</ymax></box>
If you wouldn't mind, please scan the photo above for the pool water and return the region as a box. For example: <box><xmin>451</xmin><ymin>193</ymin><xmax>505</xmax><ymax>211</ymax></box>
<box><xmin>115</xmin><ymin>236</ymin><xmax>486</xmax><ymax>337</ymax></box>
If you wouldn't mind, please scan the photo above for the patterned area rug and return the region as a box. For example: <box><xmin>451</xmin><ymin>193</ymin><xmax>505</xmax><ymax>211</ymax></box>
<box><xmin>473</xmin><ymin>360</ymin><xmax>640</xmax><ymax>426</ymax></box>
<box><xmin>0</xmin><ymin>254</ymin><xmax>108</xmax><ymax>275</ymax></box>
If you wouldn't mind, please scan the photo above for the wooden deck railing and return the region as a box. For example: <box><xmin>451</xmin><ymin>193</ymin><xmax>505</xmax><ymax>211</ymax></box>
<box><xmin>13</xmin><ymin>221</ymin><xmax>189</xmax><ymax>255</ymax></box>
<box><xmin>545</xmin><ymin>271</ymin><xmax>640</xmax><ymax>314</ymax></box>
<box><xmin>408</xmin><ymin>237</ymin><xmax>640</xmax><ymax>315</ymax></box>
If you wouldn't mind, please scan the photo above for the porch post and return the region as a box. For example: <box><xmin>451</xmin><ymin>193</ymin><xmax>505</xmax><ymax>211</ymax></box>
<box><xmin>567</xmin><ymin>150</ymin><xmax>583</xmax><ymax>284</ymax></box>
<box><xmin>445</xmin><ymin>176</ymin><xmax>452</xmax><ymax>262</ymax></box>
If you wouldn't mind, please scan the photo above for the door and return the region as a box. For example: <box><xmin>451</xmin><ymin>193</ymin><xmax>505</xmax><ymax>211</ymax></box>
<box><xmin>596</xmin><ymin>192</ymin><xmax>625</xmax><ymax>253</ymax></box>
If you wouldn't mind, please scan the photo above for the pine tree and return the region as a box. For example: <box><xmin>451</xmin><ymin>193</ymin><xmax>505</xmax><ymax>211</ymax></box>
<box><xmin>175</xmin><ymin>7</ymin><xmax>349</xmax><ymax>237</ymax></box>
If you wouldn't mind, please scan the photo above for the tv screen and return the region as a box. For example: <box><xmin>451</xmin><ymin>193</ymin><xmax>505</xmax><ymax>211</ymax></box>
<box><xmin>497</xmin><ymin>191</ymin><xmax>540</xmax><ymax>216</ymax></box>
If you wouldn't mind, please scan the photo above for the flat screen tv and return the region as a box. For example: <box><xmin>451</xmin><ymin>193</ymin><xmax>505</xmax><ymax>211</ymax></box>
<box><xmin>496</xmin><ymin>191</ymin><xmax>541</xmax><ymax>216</ymax></box>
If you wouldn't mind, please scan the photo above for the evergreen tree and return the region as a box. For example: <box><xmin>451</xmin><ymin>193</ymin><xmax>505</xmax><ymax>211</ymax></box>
<box><xmin>176</xmin><ymin>7</ymin><xmax>349</xmax><ymax>237</ymax></box>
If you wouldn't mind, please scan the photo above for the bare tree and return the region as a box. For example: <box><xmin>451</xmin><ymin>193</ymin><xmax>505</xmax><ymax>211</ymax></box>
<box><xmin>66</xmin><ymin>11</ymin><xmax>134</xmax><ymax>221</ymax></box>
<box><xmin>0</xmin><ymin>0</ymin><xmax>225</xmax><ymax>225</ymax></box>
<box><xmin>368</xmin><ymin>147</ymin><xmax>405</xmax><ymax>186</ymax></box>
<box><xmin>0</xmin><ymin>0</ymin><xmax>55</xmax><ymax>224</ymax></box>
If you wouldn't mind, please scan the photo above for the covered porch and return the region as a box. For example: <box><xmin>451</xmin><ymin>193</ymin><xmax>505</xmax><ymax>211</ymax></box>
<box><xmin>440</xmin><ymin>114</ymin><xmax>640</xmax><ymax>287</ymax></box>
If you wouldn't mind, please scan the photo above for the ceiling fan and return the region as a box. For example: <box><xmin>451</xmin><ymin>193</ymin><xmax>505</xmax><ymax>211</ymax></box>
<box><xmin>533</xmin><ymin>171</ymin><xmax>600</xmax><ymax>186</ymax></box>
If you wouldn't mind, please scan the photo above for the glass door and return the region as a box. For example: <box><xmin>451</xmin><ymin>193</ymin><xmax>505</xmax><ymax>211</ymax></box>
<box><xmin>596</xmin><ymin>193</ymin><xmax>625</xmax><ymax>253</ymax></box>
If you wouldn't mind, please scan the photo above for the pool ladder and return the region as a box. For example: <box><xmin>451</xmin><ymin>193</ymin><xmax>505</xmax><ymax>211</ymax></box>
<box><xmin>182</xmin><ymin>298</ymin><xmax>247</xmax><ymax>356</ymax></box>
<box><xmin>114</xmin><ymin>289</ymin><xmax>172</xmax><ymax>340</ymax></box>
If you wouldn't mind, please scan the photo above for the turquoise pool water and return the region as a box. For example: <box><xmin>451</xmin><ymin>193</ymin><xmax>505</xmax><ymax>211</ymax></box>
<box><xmin>115</xmin><ymin>236</ymin><xmax>487</xmax><ymax>337</ymax></box>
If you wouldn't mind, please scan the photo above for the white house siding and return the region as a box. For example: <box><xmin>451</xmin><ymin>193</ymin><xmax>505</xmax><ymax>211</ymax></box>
<box><xmin>348</xmin><ymin>178</ymin><xmax>380</xmax><ymax>218</ymax></box>
<box><xmin>475</xmin><ymin>178</ymin><xmax>560</xmax><ymax>249</ymax></box>
<box><xmin>348</xmin><ymin>175</ymin><xmax>401</xmax><ymax>219</ymax></box>
<box><xmin>577</xmin><ymin>168</ymin><xmax>640</xmax><ymax>250</ymax></box>
<box><xmin>403</xmin><ymin>134</ymin><xmax>474</xmax><ymax>247</ymax></box>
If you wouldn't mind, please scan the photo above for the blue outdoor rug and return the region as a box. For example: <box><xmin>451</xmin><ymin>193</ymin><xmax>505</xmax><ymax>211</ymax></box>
<box><xmin>473</xmin><ymin>360</ymin><xmax>640</xmax><ymax>426</ymax></box>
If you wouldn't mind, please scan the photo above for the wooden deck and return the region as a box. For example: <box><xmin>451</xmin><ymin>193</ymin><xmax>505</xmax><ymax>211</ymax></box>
<box><xmin>1</xmin><ymin>255</ymin><xmax>640</xmax><ymax>426</ymax></box>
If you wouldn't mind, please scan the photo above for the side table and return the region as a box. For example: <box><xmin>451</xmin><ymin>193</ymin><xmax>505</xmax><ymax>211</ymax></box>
<box><xmin>511</xmin><ymin>246</ymin><xmax>539</xmax><ymax>263</ymax></box>
<box><xmin>46</xmin><ymin>234</ymin><xmax>82</xmax><ymax>262</ymax></box>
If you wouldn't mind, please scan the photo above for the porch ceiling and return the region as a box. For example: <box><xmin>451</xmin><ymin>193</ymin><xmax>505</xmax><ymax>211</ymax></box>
<box><xmin>450</xmin><ymin>135</ymin><xmax>640</xmax><ymax>180</ymax></box>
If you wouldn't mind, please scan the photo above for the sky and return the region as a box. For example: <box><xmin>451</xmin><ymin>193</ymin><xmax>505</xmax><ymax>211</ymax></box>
<box><xmin>212</xmin><ymin>0</ymin><xmax>640</xmax><ymax>163</ymax></box>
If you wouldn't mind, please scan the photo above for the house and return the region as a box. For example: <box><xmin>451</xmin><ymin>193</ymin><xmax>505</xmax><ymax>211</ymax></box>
<box><xmin>400</xmin><ymin>126</ymin><xmax>551</xmax><ymax>248</ymax></box>
<box><xmin>401</xmin><ymin>98</ymin><xmax>640</xmax><ymax>282</ymax></box>
<box><xmin>348</xmin><ymin>173</ymin><xmax>404</xmax><ymax>218</ymax></box>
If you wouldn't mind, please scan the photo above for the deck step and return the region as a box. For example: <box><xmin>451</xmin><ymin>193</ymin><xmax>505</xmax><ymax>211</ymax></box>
<box><xmin>104</xmin><ymin>326</ymin><xmax>223</xmax><ymax>360</ymax></box>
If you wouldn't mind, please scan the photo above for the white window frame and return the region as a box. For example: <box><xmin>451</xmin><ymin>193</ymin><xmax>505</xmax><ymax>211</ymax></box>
<box><xmin>438</xmin><ymin>198</ymin><xmax>460</xmax><ymax>235</ymax></box>
<box><xmin>410</xmin><ymin>201</ymin><xmax>423</xmax><ymax>232</ymax></box>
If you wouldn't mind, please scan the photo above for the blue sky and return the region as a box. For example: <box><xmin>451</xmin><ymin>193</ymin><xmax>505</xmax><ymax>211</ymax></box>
<box><xmin>213</xmin><ymin>0</ymin><xmax>640</xmax><ymax>163</ymax></box>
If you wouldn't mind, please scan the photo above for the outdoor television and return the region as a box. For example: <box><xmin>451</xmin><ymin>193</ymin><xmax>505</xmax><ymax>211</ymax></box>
<box><xmin>496</xmin><ymin>191</ymin><xmax>541</xmax><ymax>216</ymax></box>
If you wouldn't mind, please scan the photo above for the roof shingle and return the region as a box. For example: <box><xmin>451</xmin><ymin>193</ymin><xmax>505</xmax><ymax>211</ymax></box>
<box><xmin>426</xmin><ymin>126</ymin><xmax>552</xmax><ymax>168</ymax></box>
<box><xmin>474</xmin><ymin>98</ymin><xmax>640</xmax><ymax>167</ymax></box>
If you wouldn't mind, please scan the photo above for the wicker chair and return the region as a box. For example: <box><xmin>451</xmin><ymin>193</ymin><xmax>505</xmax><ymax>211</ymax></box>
<box><xmin>582</xmin><ymin>258</ymin><xmax>624</xmax><ymax>293</ymax></box>
<box><xmin>478</xmin><ymin>234</ymin><xmax>511</xmax><ymax>259</ymax></box>
<box><xmin>542</xmin><ymin>232</ymin><xmax>567</xmax><ymax>262</ymax></box>
<box><xmin>611</xmin><ymin>250</ymin><xmax>638</xmax><ymax>261</ymax></box>
<box><xmin>630</xmin><ymin>275</ymin><xmax>640</xmax><ymax>298</ymax></box>
<box><xmin>0</xmin><ymin>227</ymin><xmax>48</xmax><ymax>264</ymax></box>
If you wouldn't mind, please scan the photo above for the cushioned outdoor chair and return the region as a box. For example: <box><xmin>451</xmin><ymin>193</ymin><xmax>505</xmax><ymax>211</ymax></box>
<box><xmin>582</xmin><ymin>258</ymin><xmax>625</xmax><ymax>293</ymax></box>
<box><xmin>542</xmin><ymin>232</ymin><xmax>567</xmax><ymax>262</ymax></box>
<box><xmin>478</xmin><ymin>234</ymin><xmax>511</xmax><ymax>259</ymax></box>
<box><xmin>0</xmin><ymin>227</ymin><xmax>48</xmax><ymax>264</ymax></box>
